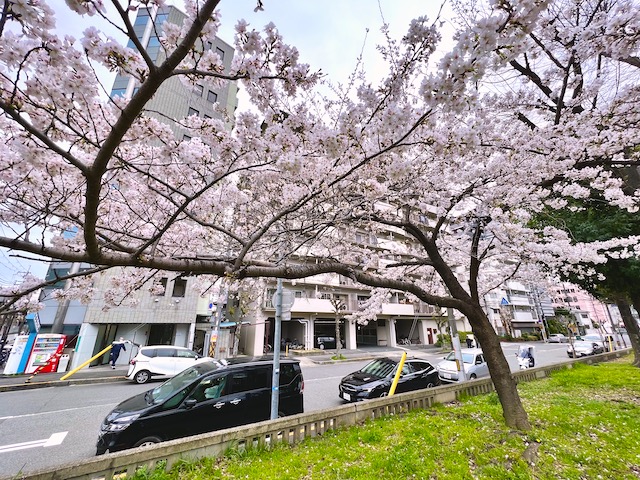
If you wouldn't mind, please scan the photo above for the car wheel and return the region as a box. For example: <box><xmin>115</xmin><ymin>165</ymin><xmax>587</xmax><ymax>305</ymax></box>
<box><xmin>134</xmin><ymin>370</ymin><xmax>151</xmax><ymax>384</ymax></box>
<box><xmin>469</xmin><ymin>374</ymin><xmax>477</xmax><ymax>380</ymax></box>
<box><xmin>378</xmin><ymin>391</ymin><xmax>388</xmax><ymax>398</ymax></box>
<box><xmin>133</xmin><ymin>436</ymin><xmax>162</xmax><ymax>448</ymax></box>
<box><xmin>425</xmin><ymin>382</ymin><xmax>436</xmax><ymax>388</ymax></box>
<box><xmin>319</xmin><ymin>343</ymin><xmax>325</xmax><ymax>350</ymax></box>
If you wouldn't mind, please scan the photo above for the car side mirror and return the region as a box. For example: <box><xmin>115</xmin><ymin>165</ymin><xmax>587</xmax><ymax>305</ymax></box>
<box><xmin>184</xmin><ymin>398</ymin><xmax>197</xmax><ymax>409</ymax></box>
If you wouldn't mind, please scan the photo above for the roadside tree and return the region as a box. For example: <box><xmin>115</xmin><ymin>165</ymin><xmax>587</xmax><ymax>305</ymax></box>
<box><xmin>1</xmin><ymin>0</ymin><xmax>639</xmax><ymax>431</ymax></box>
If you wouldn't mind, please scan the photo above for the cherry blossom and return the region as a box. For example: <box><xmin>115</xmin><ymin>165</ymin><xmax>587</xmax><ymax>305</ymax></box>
<box><xmin>1</xmin><ymin>0</ymin><xmax>638</xmax><ymax>430</ymax></box>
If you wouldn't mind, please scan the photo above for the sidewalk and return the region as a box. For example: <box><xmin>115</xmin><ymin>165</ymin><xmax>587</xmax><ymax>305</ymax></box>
<box><xmin>0</xmin><ymin>344</ymin><xmax>440</xmax><ymax>393</ymax></box>
<box><xmin>0</xmin><ymin>364</ymin><xmax>130</xmax><ymax>392</ymax></box>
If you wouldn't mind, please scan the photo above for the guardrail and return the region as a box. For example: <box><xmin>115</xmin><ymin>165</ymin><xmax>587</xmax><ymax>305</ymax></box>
<box><xmin>12</xmin><ymin>349</ymin><xmax>630</xmax><ymax>480</ymax></box>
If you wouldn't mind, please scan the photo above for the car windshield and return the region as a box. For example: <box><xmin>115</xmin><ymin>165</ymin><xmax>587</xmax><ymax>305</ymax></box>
<box><xmin>150</xmin><ymin>361</ymin><xmax>220</xmax><ymax>404</ymax></box>
<box><xmin>360</xmin><ymin>359</ymin><xmax>397</xmax><ymax>378</ymax></box>
<box><xmin>444</xmin><ymin>352</ymin><xmax>476</xmax><ymax>364</ymax></box>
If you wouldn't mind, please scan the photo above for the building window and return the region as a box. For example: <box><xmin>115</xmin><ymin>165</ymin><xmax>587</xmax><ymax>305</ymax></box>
<box><xmin>188</xmin><ymin>107</ymin><xmax>199</xmax><ymax>117</ymax></box>
<box><xmin>182</xmin><ymin>134</ymin><xmax>191</xmax><ymax>141</ymax></box>
<box><xmin>152</xmin><ymin>278</ymin><xmax>168</xmax><ymax>296</ymax></box>
<box><xmin>172</xmin><ymin>278</ymin><xmax>187</xmax><ymax>297</ymax></box>
<box><xmin>147</xmin><ymin>36</ymin><xmax>160</xmax><ymax>47</ymax></box>
<box><xmin>207</xmin><ymin>91</ymin><xmax>218</xmax><ymax>104</ymax></box>
<box><xmin>194</xmin><ymin>84</ymin><xmax>203</xmax><ymax>96</ymax></box>
<box><xmin>216</xmin><ymin>46</ymin><xmax>225</xmax><ymax>60</ymax></box>
<box><xmin>110</xmin><ymin>88</ymin><xmax>127</xmax><ymax>98</ymax></box>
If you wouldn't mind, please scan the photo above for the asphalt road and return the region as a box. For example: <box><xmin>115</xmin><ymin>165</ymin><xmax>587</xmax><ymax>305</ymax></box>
<box><xmin>0</xmin><ymin>343</ymin><xmax>572</xmax><ymax>477</ymax></box>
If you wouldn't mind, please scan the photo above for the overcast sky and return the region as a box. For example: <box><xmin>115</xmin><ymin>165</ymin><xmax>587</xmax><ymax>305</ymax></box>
<box><xmin>1</xmin><ymin>0</ymin><xmax>455</xmax><ymax>285</ymax></box>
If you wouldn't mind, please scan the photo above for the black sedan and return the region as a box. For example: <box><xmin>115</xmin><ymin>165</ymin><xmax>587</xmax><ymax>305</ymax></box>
<box><xmin>339</xmin><ymin>357</ymin><xmax>440</xmax><ymax>402</ymax></box>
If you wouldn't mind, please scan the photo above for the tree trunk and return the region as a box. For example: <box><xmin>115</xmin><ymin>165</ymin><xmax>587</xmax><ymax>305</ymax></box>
<box><xmin>468</xmin><ymin>305</ymin><xmax>531</xmax><ymax>430</ymax></box>
<box><xmin>619</xmin><ymin>297</ymin><xmax>640</xmax><ymax>367</ymax></box>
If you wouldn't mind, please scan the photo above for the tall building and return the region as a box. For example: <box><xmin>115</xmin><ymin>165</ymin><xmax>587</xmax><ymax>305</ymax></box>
<box><xmin>38</xmin><ymin>6</ymin><xmax>238</xmax><ymax>369</ymax></box>
<box><xmin>109</xmin><ymin>7</ymin><xmax>237</xmax><ymax>127</ymax></box>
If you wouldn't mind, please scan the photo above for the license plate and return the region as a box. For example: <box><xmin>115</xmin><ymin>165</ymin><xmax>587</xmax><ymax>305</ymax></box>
<box><xmin>342</xmin><ymin>392</ymin><xmax>351</xmax><ymax>401</ymax></box>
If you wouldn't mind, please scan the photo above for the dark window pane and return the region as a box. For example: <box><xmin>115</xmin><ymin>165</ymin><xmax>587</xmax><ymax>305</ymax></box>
<box><xmin>207</xmin><ymin>91</ymin><xmax>218</xmax><ymax>104</ymax></box>
<box><xmin>172</xmin><ymin>278</ymin><xmax>187</xmax><ymax>297</ymax></box>
<box><xmin>156</xmin><ymin>348</ymin><xmax>176</xmax><ymax>357</ymax></box>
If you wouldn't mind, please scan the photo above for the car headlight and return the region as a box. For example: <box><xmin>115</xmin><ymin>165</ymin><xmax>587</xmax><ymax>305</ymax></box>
<box><xmin>106</xmin><ymin>414</ymin><xmax>140</xmax><ymax>431</ymax></box>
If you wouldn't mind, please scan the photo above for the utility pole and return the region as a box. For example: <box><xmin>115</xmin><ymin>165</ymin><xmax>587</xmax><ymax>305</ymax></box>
<box><xmin>270</xmin><ymin>278</ymin><xmax>283</xmax><ymax>420</ymax></box>
<box><xmin>270</xmin><ymin>280</ymin><xmax>294</xmax><ymax>420</ymax></box>
<box><xmin>213</xmin><ymin>285</ymin><xmax>228</xmax><ymax>359</ymax></box>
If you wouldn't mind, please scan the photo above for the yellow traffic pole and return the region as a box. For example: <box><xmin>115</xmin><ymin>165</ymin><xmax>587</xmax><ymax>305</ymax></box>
<box><xmin>388</xmin><ymin>351</ymin><xmax>407</xmax><ymax>396</ymax></box>
<box><xmin>60</xmin><ymin>344</ymin><xmax>113</xmax><ymax>381</ymax></box>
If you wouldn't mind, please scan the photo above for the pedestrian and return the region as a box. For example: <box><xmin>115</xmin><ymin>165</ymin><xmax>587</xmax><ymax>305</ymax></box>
<box><xmin>109</xmin><ymin>337</ymin><xmax>127</xmax><ymax>369</ymax></box>
<box><xmin>465</xmin><ymin>336</ymin><xmax>473</xmax><ymax>348</ymax></box>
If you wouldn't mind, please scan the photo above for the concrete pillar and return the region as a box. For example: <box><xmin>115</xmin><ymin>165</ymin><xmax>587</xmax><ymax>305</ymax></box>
<box><xmin>187</xmin><ymin>322</ymin><xmax>196</xmax><ymax>350</ymax></box>
<box><xmin>388</xmin><ymin>318</ymin><xmax>397</xmax><ymax>347</ymax></box>
<box><xmin>345</xmin><ymin>319</ymin><xmax>357</xmax><ymax>349</ymax></box>
<box><xmin>71</xmin><ymin>323</ymin><xmax>100</xmax><ymax>369</ymax></box>
<box><xmin>307</xmin><ymin>316</ymin><xmax>316</xmax><ymax>350</ymax></box>
<box><xmin>417</xmin><ymin>319</ymin><xmax>429</xmax><ymax>345</ymax></box>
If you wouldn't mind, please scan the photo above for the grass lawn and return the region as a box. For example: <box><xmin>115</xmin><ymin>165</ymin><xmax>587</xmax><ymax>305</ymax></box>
<box><xmin>131</xmin><ymin>358</ymin><xmax>640</xmax><ymax>480</ymax></box>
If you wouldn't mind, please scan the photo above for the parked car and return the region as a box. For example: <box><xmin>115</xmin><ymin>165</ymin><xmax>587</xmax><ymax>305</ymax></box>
<box><xmin>97</xmin><ymin>356</ymin><xmax>304</xmax><ymax>454</ymax></box>
<box><xmin>548</xmin><ymin>333</ymin><xmax>568</xmax><ymax>343</ymax></box>
<box><xmin>316</xmin><ymin>336</ymin><xmax>344</xmax><ymax>350</ymax></box>
<box><xmin>581</xmin><ymin>334</ymin><xmax>615</xmax><ymax>352</ymax></box>
<box><xmin>339</xmin><ymin>357</ymin><xmax>439</xmax><ymax>402</ymax></box>
<box><xmin>126</xmin><ymin>345</ymin><xmax>212</xmax><ymax>384</ymax></box>
<box><xmin>567</xmin><ymin>340</ymin><xmax>605</xmax><ymax>358</ymax></box>
<box><xmin>437</xmin><ymin>348</ymin><xmax>490</xmax><ymax>382</ymax></box>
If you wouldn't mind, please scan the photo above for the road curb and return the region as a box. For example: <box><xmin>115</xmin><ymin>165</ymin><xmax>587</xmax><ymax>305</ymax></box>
<box><xmin>309</xmin><ymin>355</ymin><xmax>378</xmax><ymax>365</ymax></box>
<box><xmin>0</xmin><ymin>376</ymin><xmax>129</xmax><ymax>393</ymax></box>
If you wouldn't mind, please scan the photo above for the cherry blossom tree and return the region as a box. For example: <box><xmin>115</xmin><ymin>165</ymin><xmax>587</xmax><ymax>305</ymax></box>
<box><xmin>1</xmin><ymin>0</ymin><xmax>639</xmax><ymax>431</ymax></box>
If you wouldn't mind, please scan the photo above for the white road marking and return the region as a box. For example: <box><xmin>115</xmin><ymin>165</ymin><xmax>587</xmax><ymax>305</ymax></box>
<box><xmin>0</xmin><ymin>432</ymin><xmax>68</xmax><ymax>454</ymax></box>
<box><xmin>0</xmin><ymin>403</ymin><xmax>116</xmax><ymax>421</ymax></box>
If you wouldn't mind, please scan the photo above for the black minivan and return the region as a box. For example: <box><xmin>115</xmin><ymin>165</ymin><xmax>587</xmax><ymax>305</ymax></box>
<box><xmin>96</xmin><ymin>356</ymin><xmax>304</xmax><ymax>454</ymax></box>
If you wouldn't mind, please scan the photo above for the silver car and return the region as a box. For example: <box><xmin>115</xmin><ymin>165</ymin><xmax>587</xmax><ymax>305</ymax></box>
<box><xmin>437</xmin><ymin>348</ymin><xmax>489</xmax><ymax>382</ymax></box>
<box><xmin>567</xmin><ymin>341</ymin><xmax>604</xmax><ymax>358</ymax></box>
<box><xmin>548</xmin><ymin>334</ymin><xmax>568</xmax><ymax>343</ymax></box>
<box><xmin>581</xmin><ymin>334</ymin><xmax>615</xmax><ymax>352</ymax></box>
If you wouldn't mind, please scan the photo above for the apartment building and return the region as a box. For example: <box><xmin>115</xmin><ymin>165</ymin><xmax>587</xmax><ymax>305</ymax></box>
<box><xmin>38</xmin><ymin>6</ymin><xmax>238</xmax><ymax>369</ymax></box>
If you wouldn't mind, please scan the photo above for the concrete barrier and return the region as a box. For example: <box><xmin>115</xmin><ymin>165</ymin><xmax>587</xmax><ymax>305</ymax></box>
<box><xmin>9</xmin><ymin>349</ymin><xmax>630</xmax><ymax>480</ymax></box>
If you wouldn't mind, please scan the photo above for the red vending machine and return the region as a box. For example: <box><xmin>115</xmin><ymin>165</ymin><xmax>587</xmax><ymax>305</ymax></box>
<box><xmin>24</xmin><ymin>334</ymin><xmax>67</xmax><ymax>374</ymax></box>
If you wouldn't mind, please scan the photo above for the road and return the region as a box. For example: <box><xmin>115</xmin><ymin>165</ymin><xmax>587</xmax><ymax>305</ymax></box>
<box><xmin>0</xmin><ymin>343</ymin><xmax>571</xmax><ymax>477</ymax></box>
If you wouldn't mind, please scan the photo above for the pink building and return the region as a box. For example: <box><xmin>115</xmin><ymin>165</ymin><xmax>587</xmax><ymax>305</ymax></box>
<box><xmin>549</xmin><ymin>283</ymin><xmax>610</xmax><ymax>329</ymax></box>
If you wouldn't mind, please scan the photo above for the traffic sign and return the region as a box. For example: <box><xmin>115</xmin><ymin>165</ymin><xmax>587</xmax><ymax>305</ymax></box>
<box><xmin>272</xmin><ymin>289</ymin><xmax>295</xmax><ymax>312</ymax></box>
